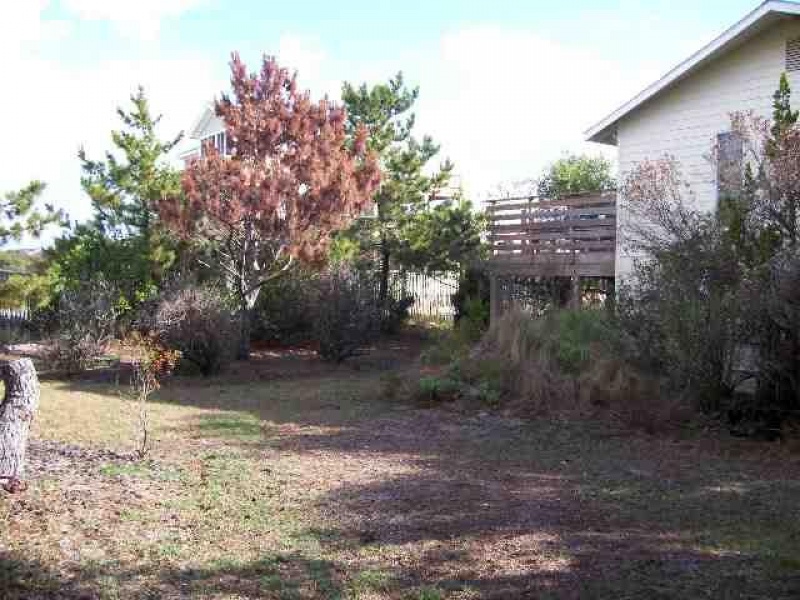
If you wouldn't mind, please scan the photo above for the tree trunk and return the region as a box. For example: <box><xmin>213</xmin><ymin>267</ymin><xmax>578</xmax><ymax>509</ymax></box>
<box><xmin>238</xmin><ymin>305</ymin><xmax>252</xmax><ymax>361</ymax></box>
<box><xmin>0</xmin><ymin>359</ymin><xmax>40</xmax><ymax>483</ymax></box>
<box><xmin>378</xmin><ymin>238</ymin><xmax>391</xmax><ymax>307</ymax></box>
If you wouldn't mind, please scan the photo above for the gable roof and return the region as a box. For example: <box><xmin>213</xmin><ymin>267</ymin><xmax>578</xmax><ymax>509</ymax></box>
<box><xmin>188</xmin><ymin>104</ymin><xmax>224</xmax><ymax>140</ymax></box>
<box><xmin>585</xmin><ymin>1</ymin><xmax>800</xmax><ymax>145</ymax></box>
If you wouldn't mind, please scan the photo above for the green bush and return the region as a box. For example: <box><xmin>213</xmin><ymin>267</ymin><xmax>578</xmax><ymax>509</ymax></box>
<box><xmin>452</xmin><ymin>267</ymin><xmax>490</xmax><ymax>340</ymax></box>
<box><xmin>420</xmin><ymin>322</ymin><xmax>476</xmax><ymax>367</ymax></box>
<box><xmin>415</xmin><ymin>375</ymin><xmax>460</xmax><ymax>403</ymax></box>
<box><xmin>471</xmin><ymin>307</ymin><xmax>660</xmax><ymax>419</ymax></box>
<box><xmin>544</xmin><ymin>309</ymin><xmax>621</xmax><ymax>375</ymax></box>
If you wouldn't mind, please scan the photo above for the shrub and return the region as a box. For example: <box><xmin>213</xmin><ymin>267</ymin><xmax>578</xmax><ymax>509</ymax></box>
<box><xmin>251</xmin><ymin>267</ymin><xmax>316</xmax><ymax>345</ymax></box>
<box><xmin>415</xmin><ymin>375</ymin><xmax>460</xmax><ymax>404</ymax></box>
<box><xmin>473</xmin><ymin>307</ymin><xmax>646</xmax><ymax>418</ymax></box>
<box><xmin>453</xmin><ymin>267</ymin><xmax>490</xmax><ymax>330</ymax></box>
<box><xmin>121</xmin><ymin>331</ymin><xmax>179</xmax><ymax>458</ymax></box>
<box><xmin>578</xmin><ymin>355</ymin><xmax>685</xmax><ymax>434</ymax></box>
<box><xmin>482</xmin><ymin>307</ymin><xmax>618</xmax><ymax>372</ymax></box>
<box><xmin>420</xmin><ymin>321</ymin><xmax>477</xmax><ymax>367</ymax></box>
<box><xmin>735</xmin><ymin>250</ymin><xmax>800</xmax><ymax>436</ymax></box>
<box><xmin>380</xmin><ymin>294</ymin><xmax>414</xmax><ymax>334</ymax></box>
<box><xmin>47</xmin><ymin>278</ymin><xmax>119</xmax><ymax>375</ymax></box>
<box><xmin>544</xmin><ymin>309</ymin><xmax>622</xmax><ymax>375</ymax></box>
<box><xmin>468</xmin><ymin>308</ymin><xmax>688</xmax><ymax>428</ymax></box>
<box><xmin>310</xmin><ymin>268</ymin><xmax>381</xmax><ymax>363</ymax></box>
<box><xmin>145</xmin><ymin>283</ymin><xmax>238</xmax><ymax>376</ymax></box>
<box><xmin>616</xmin><ymin>220</ymin><xmax>743</xmax><ymax>413</ymax></box>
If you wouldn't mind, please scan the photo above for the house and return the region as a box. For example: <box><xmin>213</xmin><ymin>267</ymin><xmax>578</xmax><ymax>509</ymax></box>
<box><xmin>179</xmin><ymin>105</ymin><xmax>228</xmax><ymax>164</ymax></box>
<box><xmin>586</xmin><ymin>0</ymin><xmax>800</xmax><ymax>283</ymax></box>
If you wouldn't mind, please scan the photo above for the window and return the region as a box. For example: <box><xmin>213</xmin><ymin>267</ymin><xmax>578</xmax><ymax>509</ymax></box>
<box><xmin>787</xmin><ymin>38</ymin><xmax>800</xmax><ymax>72</ymax></box>
<box><xmin>200</xmin><ymin>132</ymin><xmax>228</xmax><ymax>156</ymax></box>
<box><xmin>717</xmin><ymin>131</ymin><xmax>744</xmax><ymax>200</ymax></box>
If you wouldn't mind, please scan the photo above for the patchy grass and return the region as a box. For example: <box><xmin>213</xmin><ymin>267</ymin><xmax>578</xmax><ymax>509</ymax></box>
<box><xmin>2</xmin><ymin>344</ymin><xmax>800</xmax><ymax>598</ymax></box>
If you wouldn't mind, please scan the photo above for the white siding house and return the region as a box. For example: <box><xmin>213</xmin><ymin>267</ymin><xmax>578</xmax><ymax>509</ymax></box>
<box><xmin>180</xmin><ymin>105</ymin><xmax>228</xmax><ymax>164</ymax></box>
<box><xmin>586</xmin><ymin>1</ymin><xmax>800</xmax><ymax>282</ymax></box>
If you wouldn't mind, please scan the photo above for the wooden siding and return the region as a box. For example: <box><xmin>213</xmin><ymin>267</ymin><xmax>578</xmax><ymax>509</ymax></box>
<box><xmin>485</xmin><ymin>192</ymin><xmax>616</xmax><ymax>278</ymax></box>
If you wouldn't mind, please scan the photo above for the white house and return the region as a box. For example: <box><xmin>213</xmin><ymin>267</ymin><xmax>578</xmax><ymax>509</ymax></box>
<box><xmin>179</xmin><ymin>105</ymin><xmax>228</xmax><ymax>164</ymax></box>
<box><xmin>586</xmin><ymin>0</ymin><xmax>800</xmax><ymax>282</ymax></box>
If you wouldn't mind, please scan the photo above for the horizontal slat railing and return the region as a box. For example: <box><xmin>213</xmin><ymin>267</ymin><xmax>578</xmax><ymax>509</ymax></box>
<box><xmin>485</xmin><ymin>192</ymin><xmax>616</xmax><ymax>277</ymax></box>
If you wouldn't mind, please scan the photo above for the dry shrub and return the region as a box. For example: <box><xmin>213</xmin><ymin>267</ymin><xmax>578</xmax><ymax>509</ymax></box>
<box><xmin>310</xmin><ymin>268</ymin><xmax>381</xmax><ymax>363</ymax></box>
<box><xmin>579</xmin><ymin>356</ymin><xmax>689</xmax><ymax>434</ymax></box>
<box><xmin>252</xmin><ymin>266</ymin><xmax>316</xmax><ymax>345</ymax></box>
<box><xmin>476</xmin><ymin>308</ymin><xmax>579</xmax><ymax>415</ymax></box>
<box><xmin>47</xmin><ymin>278</ymin><xmax>119</xmax><ymax>375</ymax></box>
<box><xmin>146</xmin><ymin>283</ymin><xmax>238</xmax><ymax>376</ymax></box>
<box><xmin>474</xmin><ymin>307</ymin><xmax>688</xmax><ymax>431</ymax></box>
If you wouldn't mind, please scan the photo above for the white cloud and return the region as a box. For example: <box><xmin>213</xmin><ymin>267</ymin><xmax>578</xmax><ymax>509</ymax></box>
<box><xmin>0</xmin><ymin>14</ymin><xmax>661</xmax><ymax>248</ymax></box>
<box><xmin>275</xmin><ymin>34</ymin><xmax>331</xmax><ymax>93</ymax></box>
<box><xmin>0</xmin><ymin>3</ymin><xmax>221</xmax><ymax>248</ymax></box>
<box><xmin>61</xmin><ymin>0</ymin><xmax>207</xmax><ymax>41</ymax></box>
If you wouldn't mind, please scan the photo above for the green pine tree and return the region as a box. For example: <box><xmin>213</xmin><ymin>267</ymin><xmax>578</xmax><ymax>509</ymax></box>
<box><xmin>0</xmin><ymin>181</ymin><xmax>65</xmax><ymax>245</ymax></box>
<box><xmin>772</xmin><ymin>72</ymin><xmax>799</xmax><ymax>140</ymax></box>
<box><xmin>73</xmin><ymin>87</ymin><xmax>183</xmax><ymax>303</ymax></box>
<box><xmin>341</xmin><ymin>73</ymin><xmax>483</xmax><ymax>303</ymax></box>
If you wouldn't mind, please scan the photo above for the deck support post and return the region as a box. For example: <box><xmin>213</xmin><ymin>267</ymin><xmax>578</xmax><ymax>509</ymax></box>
<box><xmin>490</xmin><ymin>273</ymin><xmax>501</xmax><ymax>323</ymax></box>
<box><xmin>569</xmin><ymin>272</ymin><xmax>582</xmax><ymax>310</ymax></box>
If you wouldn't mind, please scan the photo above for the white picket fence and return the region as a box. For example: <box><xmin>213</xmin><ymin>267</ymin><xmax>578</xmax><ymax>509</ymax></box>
<box><xmin>392</xmin><ymin>271</ymin><xmax>458</xmax><ymax>321</ymax></box>
<box><xmin>0</xmin><ymin>307</ymin><xmax>29</xmax><ymax>326</ymax></box>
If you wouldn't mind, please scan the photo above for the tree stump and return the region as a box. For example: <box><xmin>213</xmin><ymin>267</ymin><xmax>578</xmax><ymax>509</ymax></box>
<box><xmin>0</xmin><ymin>358</ymin><xmax>40</xmax><ymax>486</ymax></box>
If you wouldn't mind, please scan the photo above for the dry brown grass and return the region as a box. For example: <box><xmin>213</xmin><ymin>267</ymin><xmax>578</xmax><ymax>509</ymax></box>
<box><xmin>476</xmin><ymin>308</ymin><xmax>577</xmax><ymax>415</ymax></box>
<box><xmin>473</xmin><ymin>307</ymin><xmax>691</xmax><ymax>432</ymax></box>
<box><xmin>578</xmin><ymin>355</ymin><xmax>692</xmax><ymax>434</ymax></box>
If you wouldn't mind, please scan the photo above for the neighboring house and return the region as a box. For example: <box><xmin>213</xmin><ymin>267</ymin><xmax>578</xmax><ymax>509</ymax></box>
<box><xmin>586</xmin><ymin>0</ymin><xmax>800</xmax><ymax>282</ymax></box>
<box><xmin>179</xmin><ymin>105</ymin><xmax>229</xmax><ymax>165</ymax></box>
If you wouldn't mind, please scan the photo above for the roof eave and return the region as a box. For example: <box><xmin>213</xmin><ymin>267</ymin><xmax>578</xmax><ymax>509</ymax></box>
<box><xmin>188</xmin><ymin>104</ymin><xmax>216</xmax><ymax>140</ymax></box>
<box><xmin>584</xmin><ymin>1</ymin><xmax>800</xmax><ymax>144</ymax></box>
<box><xmin>587</xmin><ymin>127</ymin><xmax>618</xmax><ymax>146</ymax></box>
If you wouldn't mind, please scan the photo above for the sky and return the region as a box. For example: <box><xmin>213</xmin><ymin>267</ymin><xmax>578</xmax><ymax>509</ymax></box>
<box><xmin>1</xmin><ymin>0</ymin><xmax>767</xmax><ymax>244</ymax></box>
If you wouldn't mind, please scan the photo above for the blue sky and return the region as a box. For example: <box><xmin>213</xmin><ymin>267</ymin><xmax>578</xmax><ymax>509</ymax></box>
<box><xmin>1</xmin><ymin>0</ymin><xmax>767</xmax><ymax>241</ymax></box>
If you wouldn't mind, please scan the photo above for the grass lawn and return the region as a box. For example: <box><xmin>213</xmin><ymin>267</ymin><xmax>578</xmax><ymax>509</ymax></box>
<box><xmin>2</xmin><ymin>339</ymin><xmax>800</xmax><ymax>599</ymax></box>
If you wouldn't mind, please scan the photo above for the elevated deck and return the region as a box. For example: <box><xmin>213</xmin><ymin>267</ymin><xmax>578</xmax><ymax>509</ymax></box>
<box><xmin>485</xmin><ymin>192</ymin><xmax>617</xmax><ymax>278</ymax></box>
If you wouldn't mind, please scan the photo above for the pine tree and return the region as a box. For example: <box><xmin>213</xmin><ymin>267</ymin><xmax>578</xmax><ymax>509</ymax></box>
<box><xmin>77</xmin><ymin>87</ymin><xmax>183</xmax><ymax>298</ymax></box>
<box><xmin>772</xmin><ymin>72</ymin><xmax>799</xmax><ymax>141</ymax></box>
<box><xmin>341</xmin><ymin>73</ymin><xmax>456</xmax><ymax>303</ymax></box>
<box><xmin>0</xmin><ymin>181</ymin><xmax>64</xmax><ymax>245</ymax></box>
<box><xmin>159</xmin><ymin>54</ymin><xmax>381</xmax><ymax>359</ymax></box>
<box><xmin>768</xmin><ymin>73</ymin><xmax>800</xmax><ymax>246</ymax></box>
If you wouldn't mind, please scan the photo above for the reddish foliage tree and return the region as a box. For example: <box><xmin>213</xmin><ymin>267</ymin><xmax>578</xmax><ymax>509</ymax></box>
<box><xmin>158</xmin><ymin>54</ymin><xmax>381</xmax><ymax>358</ymax></box>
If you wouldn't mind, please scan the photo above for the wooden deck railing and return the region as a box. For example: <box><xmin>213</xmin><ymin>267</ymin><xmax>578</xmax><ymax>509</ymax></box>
<box><xmin>485</xmin><ymin>192</ymin><xmax>617</xmax><ymax>278</ymax></box>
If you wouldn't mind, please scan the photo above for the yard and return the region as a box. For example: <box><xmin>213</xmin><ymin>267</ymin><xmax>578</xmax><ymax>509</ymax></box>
<box><xmin>2</xmin><ymin>334</ymin><xmax>799</xmax><ymax>600</ymax></box>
